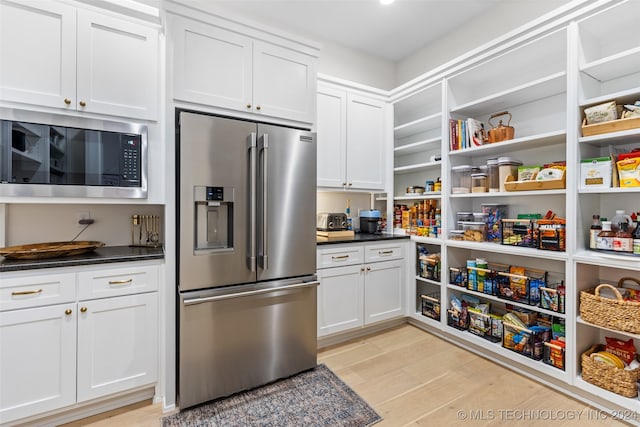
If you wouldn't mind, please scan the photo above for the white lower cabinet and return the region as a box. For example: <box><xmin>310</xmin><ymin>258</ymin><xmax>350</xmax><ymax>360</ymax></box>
<box><xmin>317</xmin><ymin>264</ymin><xmax>364</xmax><ymax>336</ymax></box>
<box><xmin>363</xmin><ymin>259</ymin><xmax>404</xmax><ymax>325</ymax></box>
<box><xmin>0</xmin><ymin>263</ymin><xmax>159</xmax><ymax>425</ymax></box>
<box><xmin>317</xmin><ymin>242</ymin><xmax>406</xmax><ymax>337</ymax></box>
<box><xmin>76</xmin><ymin>292</ymin><xmax>158</xmax><ymax>403</ymax></box>
<box><xmin>0</xmin><ymin>304</ymin><xmax>77</xmax><ymax>423</ymax></box>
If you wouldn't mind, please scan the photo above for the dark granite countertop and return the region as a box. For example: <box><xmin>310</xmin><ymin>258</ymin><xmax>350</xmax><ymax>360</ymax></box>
<box><xmin>0</xmin><ymin>245</ymin><xmax>165</xmax><ymax>272</ymax></box>
<box><xmin>317</xmin><ymin>233</ymin><xmax>410</xmax><ymax>246</ymax></box>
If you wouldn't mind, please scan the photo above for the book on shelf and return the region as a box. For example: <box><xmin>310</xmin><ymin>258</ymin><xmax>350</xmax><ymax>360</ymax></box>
<box><xmin>466</xmin><ymin>118</ymin><xmax>485</xmax><ymax>147</ymax></box>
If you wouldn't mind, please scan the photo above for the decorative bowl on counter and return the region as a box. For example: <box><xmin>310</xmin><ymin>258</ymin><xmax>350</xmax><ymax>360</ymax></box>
<box><xmin>0</xmin><ymin>241</ymin><xmax>106</xmax><ymax>260</ymax></box>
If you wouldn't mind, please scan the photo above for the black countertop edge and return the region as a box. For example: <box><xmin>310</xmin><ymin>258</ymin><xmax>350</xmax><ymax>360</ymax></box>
<box><xmin>0</xmin><ymin>245</ymin><xmax>165</xmax><ymax>273</ymax></box>
<box><xmin>317</xmin><ymin>233</ymin><xmax>410</xmax><ymax>246</ymax></box>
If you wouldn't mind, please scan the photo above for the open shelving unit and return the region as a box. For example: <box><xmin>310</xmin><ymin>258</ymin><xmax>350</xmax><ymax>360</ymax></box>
<box><xmin>389</xmin><ymin>1</ymin><xmax>640</xmax><ymax>422</ymax></box>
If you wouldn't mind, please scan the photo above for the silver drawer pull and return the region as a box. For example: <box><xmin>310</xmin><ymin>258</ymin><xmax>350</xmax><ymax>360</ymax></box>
<box><xmin>331</xmin><ymin>255</ymin><xmax>349</xmax><ymax>260</ymax></box>
<box><xmin>108</xmin><ymin>279</ymin><xmax>133</xmax><ymax>286</ymax></box>
<box><xmin>12</xmin><ymin>289</ymin><xmax>43</xmax><ymax>296</ymax></box>
<box><xmin>378</xmin><ymin>250</ymin><xmax>393</xmax><ymax>255</ymax></box>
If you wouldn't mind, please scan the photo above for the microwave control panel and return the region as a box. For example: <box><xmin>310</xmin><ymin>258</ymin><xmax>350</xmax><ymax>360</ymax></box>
<box><xmin>121</xmin><ymin>136</ymin><xmax>141</xmax><ymax>185</ymax></box>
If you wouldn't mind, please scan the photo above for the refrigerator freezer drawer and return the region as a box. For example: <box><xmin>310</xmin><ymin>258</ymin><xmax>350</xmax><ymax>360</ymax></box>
<box><xmin>178</xmin><ymin>278</ymin><xmax>318</xmax><ymax>409</ymax></box>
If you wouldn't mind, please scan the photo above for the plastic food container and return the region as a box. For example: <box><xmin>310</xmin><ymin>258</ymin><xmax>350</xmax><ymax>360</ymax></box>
<box><xmin>471</xmin><ymin>173</ymin><xmax>488</xmax><ymax>193</ymax></box>
<box><xmin>473</xmin><ymin>212</ymin><xmax>489</xmax><ymax>223</ymax></box>
<box><xmin>462</xmin><ymin>221</ymin><xmax>487</xmax><ymax>242</ymax></box>
<box><xmin>451</xmin><ymin>165</ymin><xmax>473</xmax><ymax>193</ymax></box>
<box><xmin>487</xmin><ymin>158</ymin><xmax>500</xmax><ymax>192</ymax></box>
<box><xmin>498</xmin><ymin>157</ymin><xmax>523</xmax><ymax>192</ymax></box>
<box><xmin>450</xmin><ymin>230</ymin><xmax>465</xmax><ymax>241</ymax></box>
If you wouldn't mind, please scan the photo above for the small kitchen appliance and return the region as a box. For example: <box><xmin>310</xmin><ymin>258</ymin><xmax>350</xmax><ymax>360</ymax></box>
<box><xmin>360</xmin><ymin>210</ymin><xmax>382</xmax><ymax>234</ymax></box>
<box><xmin>317</xmin><ymin>212</ymin><xmax>348</xmax><ymax>231</ymax></box>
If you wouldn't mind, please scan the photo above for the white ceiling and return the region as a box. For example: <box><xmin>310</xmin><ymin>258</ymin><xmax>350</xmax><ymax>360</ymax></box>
<box><xmin>211</xmin><ymin>0</ymin><xmax>506</xmax><ymax>62</ymax></box>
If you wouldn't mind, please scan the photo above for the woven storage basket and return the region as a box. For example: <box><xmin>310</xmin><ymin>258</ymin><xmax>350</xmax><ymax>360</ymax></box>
<box><xmin>581</xmin><ymin>344</ymin><xmax>640</xmax><ymax>398</ymax></box>
<box><xmin>579</xmin><ymin>279</ymin><xmax>640</xmax><ymax>334</ymax></box>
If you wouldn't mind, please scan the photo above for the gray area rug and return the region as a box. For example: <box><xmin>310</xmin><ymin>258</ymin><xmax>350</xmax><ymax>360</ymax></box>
<box><xmin>163</xmin><ymin>364</ymin><xmax>381</xmax><ymax>426</ymax></box>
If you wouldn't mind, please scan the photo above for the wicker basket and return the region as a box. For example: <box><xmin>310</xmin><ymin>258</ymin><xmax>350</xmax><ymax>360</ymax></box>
<box><xmin>581</xmin><ymin>344</ymin><xmax>640</xmax><ymax>397</ymax></box>
<box><xmin>579</xmin><ymin>279</ymin><xmax>640</xmax><ymax>334</ymax></box>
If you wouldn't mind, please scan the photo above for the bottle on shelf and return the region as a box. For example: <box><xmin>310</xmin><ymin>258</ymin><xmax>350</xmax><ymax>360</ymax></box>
<box><xmin>345</xmin><ymin>199</ymin><xmax>353</xmax><ymax>231</ymax></box>
<box><xmin>610</xmin><ymin>209</ymin><xmax>632</xmax><ymax>232</ymax></box>
<box><xmin>612</xmin><ymin>222</ymin><xmax>633</xmax><ymax>253</ymax></box>
<box><xmin>596</xmin><ymin>221</ymin><xmax>614</xmax><ymax>250</ymax></box>
<box><xmin>589</xmin><ymin>214</ymin><xmax>601</xmax><ymax>250</ymax></box>
<box><xmin>633</xmin><ymin>218</ymin><xmax>640</xmax><ymax>255</ymax></box>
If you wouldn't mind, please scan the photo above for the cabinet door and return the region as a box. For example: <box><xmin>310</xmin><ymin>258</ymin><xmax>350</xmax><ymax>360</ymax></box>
<box><xmin>317</xmin><ymin>265</ymin><xmax>363</xmax><ymax>336</ymax></box>
<box><xmin>0</xmin><ymin>0</ymin><xmax>76</xmax><ymax>109</ymax></box>
<box><xmin>253</xmin><ymin>41</ymin><xmax>316</xmax><ymax>123</ymax></box>
<box><xmin>316</xmin><ymin>86</ymin><xmax>347</xmax><ymax>188</ymax></box>
<box><xmin>76</xmin><ymin>293</ymin><xmax>158</xmax><ymax>402</ymax></box>
<box><xmin>364</xmin><ymin>259</ymin><xmax>404</xmax><ymax>325</ymax></box>
<box><xmin>172</xmin><ymin>16</ymin><xmax>252</xmax><ymax>113</ymax></box>
<box><xmin>0</xmin><ymin>304</ymin><xmax>76</xmax><ymax>424</ymax></box>
<box><xmin>346</xmin><ymin>93</ymin><xmax>386</xmax><ymax>190</ymax></box>
<box><xmin>76</xmin><ymin>9</ymin><xmax>159</xmax><ymax>120</ymax></box>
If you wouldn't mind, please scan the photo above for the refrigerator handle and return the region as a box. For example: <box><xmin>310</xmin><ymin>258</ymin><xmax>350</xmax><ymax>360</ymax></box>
<box><xmin>248</xmin><ymin>133</ymin><xmax>257</xmax><ymax>272</ymax></box>
<box><xmin>259</xmin><ymin>133</ymin><xmax>269</xmax><ymax>270</ymax></box>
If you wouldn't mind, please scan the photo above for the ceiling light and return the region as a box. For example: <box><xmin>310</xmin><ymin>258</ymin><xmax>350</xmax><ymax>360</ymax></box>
<box><xmin>380</xmin><ymin>0</ymin><xmax>395</xmax><ymax>5</ymax></box>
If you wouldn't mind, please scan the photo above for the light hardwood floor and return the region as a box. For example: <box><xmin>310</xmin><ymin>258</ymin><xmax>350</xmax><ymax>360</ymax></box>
<box><xmin>63</xmin><ymin>324</ymin><xmax>628</xmax><ymax>426</ymax></box>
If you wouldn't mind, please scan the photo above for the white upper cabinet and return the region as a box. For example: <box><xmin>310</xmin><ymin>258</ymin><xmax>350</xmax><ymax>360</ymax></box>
<box><xmin>346</xmin><ymin>93</ymin><xmax>386</xmax><ymax>190</ymax></box>
<box><xmin>172</xmin><ymin>16</ymin><xmax>253</xmax><ymax>112</ymax></box>
<box><xmin>252</xmin><ymin>41</ymin><xmax>316</xmax><ymax>123</ymax></box>
<box><xmin>316</xmin><ymin>82</ymin><xmax>388</xmax><ymax>191</ymax></box>
<box><xmin>0</xmin><ymin>0</ymin><xmax>159</xmax><ymax>121</ymax></box>
<box><xmin>171</xmin><ymin>14</ymin><xmax>317</xmax><ymax>124</ymax></box>
<box><xmin>0</xmin><ymin>0</ymin><xmax>76</xmax><ymax>110</ymax></box>
<box><xmin>316</xmin><ymin>85</ymin><xmax>347</xmax><ymax>188</ymax></box>
<box><xmin>76</xmin><ymin>10</ymin><xmax>159</xmax><ymax>120</ymax></box>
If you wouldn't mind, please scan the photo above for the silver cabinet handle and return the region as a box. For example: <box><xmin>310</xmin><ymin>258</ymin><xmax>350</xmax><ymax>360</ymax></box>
<box><xmin>331</xmin><ymin>255</ymin><xmax>349</xmax><ymax>260</ymax></box>
<box><xmin>12</xmin><ymin>289</ymin><xmax>43</xmax><ymax>296</ymax></box>
<box><xmin>108</xmin><ymin>279</ymin><xmax>133</xmax><ymax>286</ymax></box>
<box><xmin>260</xmin><ymin>134</ymin><xmax>269</xmax><ymax>270</ymax></box>
<box><xmin>248</xmin><ymin>132</ymin><xmax>257</xmax><ymax>272</ymax></box>
<box><xmin>378</xmin><ymin>250</ymin><xmax>393</xmax><ymax>255</ymax></box>
<box><xmin>183</xmin><ymin>281</ymin><xmax>319</xmax><ymax>305</ymax></box>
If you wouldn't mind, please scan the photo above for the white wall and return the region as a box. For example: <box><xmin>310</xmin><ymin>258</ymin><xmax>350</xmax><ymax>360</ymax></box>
<box><xmin>395</xmin><ymin>0</ymin><xmax>571</xmax><ymax>86</ymax></box>
<box><xmin>316</xmin><ymin>38</ymin><xmax>396</xmax><ymax>90</ymax></box>
<box><xmin>5</xmin><ymin>204</ymin><xmax>163</xmax><ymax>246</ymax></box>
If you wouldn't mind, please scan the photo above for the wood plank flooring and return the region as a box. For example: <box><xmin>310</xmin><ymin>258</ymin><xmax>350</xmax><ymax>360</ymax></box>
<box><xmin>63</xmin><ymin>324</ymin><xmax>628</xmax><ymax>426</ymax></box>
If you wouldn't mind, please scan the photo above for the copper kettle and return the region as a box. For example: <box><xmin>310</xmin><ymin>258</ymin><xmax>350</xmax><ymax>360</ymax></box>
<box><xmin>487</xmin><ymin>111</ymin><xmax>515</xmax><ymax>143</ymax></box>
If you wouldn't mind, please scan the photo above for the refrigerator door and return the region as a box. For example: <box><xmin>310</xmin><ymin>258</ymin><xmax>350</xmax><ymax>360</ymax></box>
<box><xmin>178</xmin><ymin>112</ymin><xmax>256</xmax><ymax>291</ymax></box>
<box><xmin>178</xmin><ymin>277</ymin><xmax>319</xmax><ymax>409</ymax></box>
<box><xmin>256</xmin><ymin>124</ymin><xmax>316</xmax><ymax>282</ymax></box>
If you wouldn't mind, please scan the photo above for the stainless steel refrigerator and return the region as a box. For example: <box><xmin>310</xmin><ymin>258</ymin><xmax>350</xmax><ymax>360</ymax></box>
<box><xmin>176</xmin><ymin>111</ymin><xmax>318</xmax><ymax>409</ymax></box>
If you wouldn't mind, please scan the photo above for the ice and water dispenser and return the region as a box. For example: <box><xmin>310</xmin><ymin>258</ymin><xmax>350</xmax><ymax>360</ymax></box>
<box><xmin>194</xmin><ymin>186</ymin><xmax>234</xmax><ymax>252</ymax></box>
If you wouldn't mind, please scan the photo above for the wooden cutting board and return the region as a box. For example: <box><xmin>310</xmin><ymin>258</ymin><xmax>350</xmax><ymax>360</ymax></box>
<box><xmin>316</xmin><ymin>230</ymin><xmax>355</xmax><ymax>242</ymax></box>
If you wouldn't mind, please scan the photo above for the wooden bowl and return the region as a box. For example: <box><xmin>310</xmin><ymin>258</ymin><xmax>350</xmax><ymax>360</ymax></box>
<box><xmin>0</xmin><ymin>241</ymin><xmax>105</xmax><ymax>260</ymax></box>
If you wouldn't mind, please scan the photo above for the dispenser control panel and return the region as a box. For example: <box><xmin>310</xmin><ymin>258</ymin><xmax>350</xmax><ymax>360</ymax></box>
<box><xmin>206</xmin><ymin>186</ymin><xmax>224</xmax><ymax>201</ymax></box>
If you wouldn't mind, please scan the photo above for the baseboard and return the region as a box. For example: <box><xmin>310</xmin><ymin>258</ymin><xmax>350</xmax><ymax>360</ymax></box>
<box><xmin>6</xmin><ymin>387</ymin><xmax>156</xmax><ymax>427</ymax></box>
<box><xmin>317</xmin><ymin>317</ymin><xmax>407</xmax><ymax>349</ymax></box>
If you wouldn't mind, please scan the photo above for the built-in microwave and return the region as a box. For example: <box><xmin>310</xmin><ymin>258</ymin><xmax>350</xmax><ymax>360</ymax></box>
<box><xmin>0</xmin><ymin>111</ymin><xmax>147</xmax><ymax>198</ymax></box>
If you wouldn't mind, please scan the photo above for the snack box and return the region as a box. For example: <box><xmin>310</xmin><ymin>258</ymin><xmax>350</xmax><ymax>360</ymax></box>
<box><xmin>580</xmin><ymin>157</ymin><xmax>612</xmax><ymax>189</ymax></box>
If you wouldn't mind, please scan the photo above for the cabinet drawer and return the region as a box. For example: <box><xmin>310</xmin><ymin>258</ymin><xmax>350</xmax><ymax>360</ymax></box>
<box><xmin>317</xmin><ymin>246</ymin><xmax>364</xmax><ymax>269</ymax></box>
<box><xmin>0</xmin><ymin>273</ymin><xmax>76</xmax><ymax>311</ymax></box>
<box><xmin>364</xmin><ymin>243</ymin><xmax>404</xmax><ymax>263</ymax></box>
<box><xmin>78</xmin><ymin>265</ymin><xmax>158</xmax><ymax>300</ymax></box>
